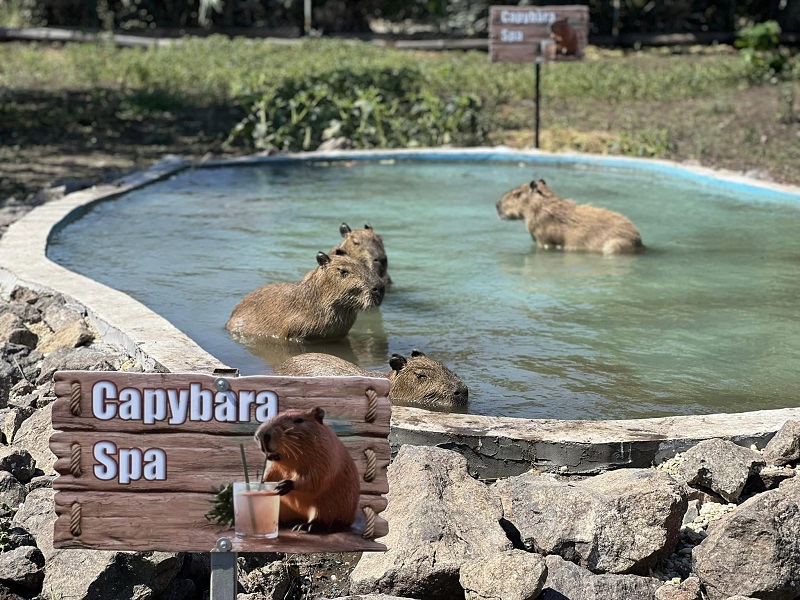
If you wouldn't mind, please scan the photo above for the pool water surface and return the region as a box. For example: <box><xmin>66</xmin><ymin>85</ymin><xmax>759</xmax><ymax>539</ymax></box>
<box><xmin>47</xmin><ymin>160</ymin><xmax>800</xmax><ymax>419</ymax></box>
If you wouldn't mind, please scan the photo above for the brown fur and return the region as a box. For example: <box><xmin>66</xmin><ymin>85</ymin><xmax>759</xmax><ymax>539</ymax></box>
<box><xmin>550</xmin><ymin>18</ymin><xmax>579</xmax><ymax>56</ymax></box>
<box><xmin>496</xmin><ymin>179</ymin><xmax>644</xmax><ymax>256</ymax></box>
<box><xmin>275</xmin><ymin>350</ymin><xmax>468</xmax><ymax>410</ymax></box>
<box><xmin>333</xmin><ymin>222</ymin><xmax>392</xmax><ymax>286</ymax></box>
<box><xmin>255</xmin><ymin>407</ymin><xmax>360</xmax><ymax>532</ymax></box>
<box><xmin>226</xmin><ymin>251</ymin><xmax>385</xmax><ymax>342</ymax></box>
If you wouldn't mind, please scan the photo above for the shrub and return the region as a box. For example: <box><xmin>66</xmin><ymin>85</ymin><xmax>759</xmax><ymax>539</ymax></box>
<box><xmin>735</xmin><ymin>20</ymin><xmax>794</xmax><ymax>83</ymax></box>
<box><xmin>227</xmin><ymin>66</ymin><xmax>490</xmax><ymax>151</ymax></box>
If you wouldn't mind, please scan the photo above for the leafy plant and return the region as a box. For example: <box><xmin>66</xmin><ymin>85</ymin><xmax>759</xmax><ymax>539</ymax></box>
<box><xmin>205</xmin><ymin>483</ymin><xmax>235</xmax><ymax>527</ymax></box>
<box><xmin>735</xmin><ymin>20</ymin><xmax>792</xmax><ymax>83</ymax></box>
<box><xmin>227</xmin><ymin>66</ymin><xmax>489</xmax><ymax>152</ymax></box>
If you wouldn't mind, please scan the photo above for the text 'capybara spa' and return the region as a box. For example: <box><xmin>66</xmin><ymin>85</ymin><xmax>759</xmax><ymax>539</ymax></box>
<box><xmin>496</xmin><ymin>179</ymin><xmax>644</xmax><ymax>256</ymax></box>
<box><xmin>226</xmin><ymin>251</ymin><xmax>385</xmax><ymax>342</ymax></box>
<box><xmin>274</xmin><ymin>350</ymin><xmax>469</xmax><ymax>410</ymax></box>
<box><xmin>255</xmin><ymin>406</ymin><xmax>360</xmax><ymax>532</ymax></box>
<box><xmin>333</xmin><ymin>222</ymin><xmax>392</xmax><ymax>286</ymax></box>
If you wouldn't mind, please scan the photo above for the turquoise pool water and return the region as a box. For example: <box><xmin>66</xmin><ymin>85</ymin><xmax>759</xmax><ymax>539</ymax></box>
<box><xmin>48</xmin><ymin>159</ymin><xmax>800</xmax><ymax>419</ymax></box>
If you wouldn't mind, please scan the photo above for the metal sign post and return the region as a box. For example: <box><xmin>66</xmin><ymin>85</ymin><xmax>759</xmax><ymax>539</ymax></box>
<box><xmin>210</xmin><ymin>537</ymin><xmax>236</xmax><ymax>600</ymax></box>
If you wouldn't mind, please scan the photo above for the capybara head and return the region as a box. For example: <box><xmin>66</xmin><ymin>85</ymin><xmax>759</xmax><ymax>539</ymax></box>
<box><xmin>309</xmin><ymin>250</ymin><xmax>385</xmax><ymax>309</ymax></box>
<box><xmin>336</xmin><ymin>222</ymin><xmax>389</xmax><ymax>280</ymax></box>
<box><xmin>496</xmin><ymin>179</ymin><xmax>553</xmax><ymax>220</ymax></box>
<box><xmin>387</xmin><ymin>350</ymin><xmax>468</xmax><ymax>409</ymax></box>
<box><xmin>254</xmin><ymin>406</ymin><xmax>329</xmax><ymax>464</ymax></box>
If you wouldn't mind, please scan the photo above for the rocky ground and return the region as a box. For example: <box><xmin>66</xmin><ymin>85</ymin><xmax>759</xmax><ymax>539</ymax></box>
<box><xmin>0</xmin><ymin>282</ymin><xmax>798</xmax><ymax>599</ymax></box>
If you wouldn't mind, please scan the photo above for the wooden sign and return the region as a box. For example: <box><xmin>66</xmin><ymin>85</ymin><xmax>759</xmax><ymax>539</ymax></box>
<box><xmin>50</xmin><ymin>371</ymin><xmax>391</xmax><ymax>553</ymax></box>
<box><xmin>490</xmin><ymin>5</ymin><xmax>589</xmax><ymax>63</ymax></box>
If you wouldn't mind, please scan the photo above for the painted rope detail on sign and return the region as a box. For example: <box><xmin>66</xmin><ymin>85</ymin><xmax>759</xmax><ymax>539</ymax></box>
<box><xmin>50</xmin><ymin>371</ymin><xmax>391</xmax><ymax>553</ymax></box>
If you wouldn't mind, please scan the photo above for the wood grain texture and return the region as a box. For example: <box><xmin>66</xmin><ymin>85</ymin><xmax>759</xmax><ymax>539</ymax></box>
<box><xmin>51</xmin><ymin>431</ymin><xmax>390</xmax><ymax>494</ymax></box>
<box><xmin>53</xmin><ymin>492</ymin><xmax>387</xmax><ymax>553</ymax></box>
<box><xmin>53</xmin><ymin>371</ymin><xmax>391</xmax><ymax>437</ymax></box>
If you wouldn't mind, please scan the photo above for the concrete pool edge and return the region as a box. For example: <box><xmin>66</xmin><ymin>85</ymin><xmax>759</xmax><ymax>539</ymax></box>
<box><xmin>3</xmin><ymin>147</ymin><xmax>800</xmax><ymax>476</ymax></box>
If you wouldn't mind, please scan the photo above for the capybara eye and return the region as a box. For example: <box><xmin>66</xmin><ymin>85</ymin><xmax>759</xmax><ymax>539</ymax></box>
<box><xmin>415</xmin><ymin>372</ymin><xmax>428</xmax><ymax>380</ymax></box>
<box><xmin>293</xmin><ymin>417</ymin><xmax>304</xmax><ymax>424</ymax></box>
<box><xmin>338</xmin><ymin>268</ymin><xmax>349</xmax><ymax>276</ymax></box>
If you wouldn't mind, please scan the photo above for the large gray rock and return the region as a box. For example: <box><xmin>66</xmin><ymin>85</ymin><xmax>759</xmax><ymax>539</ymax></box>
<box><xmin>0</xmin><ymin>314</ymin><xmax>37</xmax><ymax>349</ymax></box>
<box><xmin>762</xmin><ymin>420</ymin><xmax>800</xmax><ymax>467</ymax></box>
<box><xmin>494</xmin><ymin>468</ymin><xmax>687</xmax><ymax>575</ymax></box>
<box><xmin>36</xmin><ymin>320</ymin><xmax>94</xmax><ymax>355</ymax></box>
<box><xmin>12</xmin><ymin>487</ymin><xmax>182</xmax><ymax>599</ymax></box>
<box><xmin>350</xmin><ymin>445</ymin><xmax>513</xmax><ymax>600</ymax></box>
<box><xmin>459</xmin><ymin>549</ymin><xmax>547</xmax><ymax>600</ymax></box>
<box><xmin>2</xmin><ymin>407</ymin><xmax>34</xmax><ymax>445</ymax></box>
<box><xmin>42</xmin><ymin>302</ymin><xmax>84</xmax><ymax>332</ymax></box>
<box><xmin>37</xmin><ymin>346</ymin><xmax>116</xmax><ymax>385</ymax></box>
<box><xmin>676</xmin><ymin>438</ymin><xmax>765</xmax><ymax>503</ymax></box>
<box><xmin>540</xmin><ymin>554</ymin><xmax>662</xmax><ymax>600</ymax></box>
<box><xmin>326</xmin><ymin>596</ymin><xmax>417</xmax><ymax>600</ymax></box>
<box><xmin>0</xmin><ymin>545</ymin><xmax>44</xmax><ymax>591</ymax></box>
<box><xmin>13</xmin><ymin>403</ymin><xmax>56</xmax><ymax>475</ymax></box>
<box><xmin>0</xmin><ymin>471</ymin><xmax>26</xmax><ymax>510</ymax></box>
<box><xmin>692</xmin><ymin>477</ymin><xmax>800</xmax><ymax>600</ymax></box>
<box><xmin>655</xmin><ymin>576</ymin><xmax>702</xmax><ymax>600</ymax></box>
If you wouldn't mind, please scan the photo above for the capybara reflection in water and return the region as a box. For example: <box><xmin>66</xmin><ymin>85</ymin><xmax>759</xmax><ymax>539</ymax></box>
<box><xmin>333</xmin><ymin>222</ymin><xmax>392</xmax><ymax>286</ymax></box>
<box><xmin>496</xmin><ymin>179</ymin><xmax>644</xmax><ymax>256</ymax></box>
<box><xmin>226</xmin><ymin>251</ymin><xmax>385</xmax><ymax>342</ymax></box>
<box><xmin>255</xmin><ymin>407</ymin><xmax>360</xmax><ymax>532</ymax></box>
<box><xmin>275</xmin><ymin>350</ymin><xmax>469</xmax><ymax>410</ymax></box>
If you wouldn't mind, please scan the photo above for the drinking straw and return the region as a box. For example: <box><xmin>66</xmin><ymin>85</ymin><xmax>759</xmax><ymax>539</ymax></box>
<box><xmin>239</xmin><ymin>443</ymin><xmax>250</xmax><ymax>491</ymax></box>
<box><xmin>261</xmin><ymin>453</ymin><xmax>269</xmax><ymax>484</ymax></box>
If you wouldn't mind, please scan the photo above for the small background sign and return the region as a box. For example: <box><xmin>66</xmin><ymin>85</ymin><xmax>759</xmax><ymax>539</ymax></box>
<box><xmin>50</xmin><ymin>371</ymin><xmax>391</xmax><ymax>553</ymax></box>
<box><xmin>490</xmin><ymin>5</ymin><xmax>589</xmax><ymax>63</ymax></box>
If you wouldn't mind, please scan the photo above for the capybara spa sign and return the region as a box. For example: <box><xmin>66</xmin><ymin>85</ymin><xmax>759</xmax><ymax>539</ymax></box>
<box><xmin>489</xmin><ymin>5</ymin><xmax>589</xmax><ymax>63</ymax></box>
<box><xmin>50</xmin><ymin>371</ymin><xmax>391</xmax><ymax>553</ymax></box>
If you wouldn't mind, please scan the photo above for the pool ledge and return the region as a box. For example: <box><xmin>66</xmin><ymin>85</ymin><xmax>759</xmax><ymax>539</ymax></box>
<box><xmin>3</xmin><ymin>148</ymin><xmax>800</xmax><ymax>477</ymax></box>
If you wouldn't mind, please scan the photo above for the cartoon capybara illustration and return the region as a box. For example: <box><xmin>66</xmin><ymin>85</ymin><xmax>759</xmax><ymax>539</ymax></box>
<box><xmin>550</xmin><ymin>18</ymin><xmax>580</xmax><ymax>56</ymax></box>
<box><xmin>255</xmin><ymin>406</ymin><xmax>360</xmax><ymax>532</ymax></box>
<box><xmin>496</xmin><ymin>179</ymin><xmax>644</xmax><ymax>256</ymax></box>
<box><xmin>275</xmin><ymin>350</ymin><xmax>468</xmax><ymax>410</ymax></box>
<box><xmin>226</xmin><ymin>251</ymin><xmax>385</xmax><ymax>342</ymax></box>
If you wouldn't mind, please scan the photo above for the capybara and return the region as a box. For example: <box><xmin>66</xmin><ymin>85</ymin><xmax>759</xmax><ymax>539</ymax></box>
<box><xmin>334</xmin><ymin>222</ymin><xmax>392</xmax><ymax>286</ymax></box>
<box><xmin>226</xmin><ymin>251</ymin><xmax>385</xmax><ymax>342</ymax></box>
<box><xmin>550</xmin><ymin>18</ymin><xmax>580</xmax><ymax>56</ymax></box>
<box><xmin>255</xmin><ymin>407</ymin><xmax>360</xmax><ymax>532</ymax></box>
<box><xmin>274</xmin><ymin>350</ymin><xmax>469</xmax><ymax>410</ymax></box>
<box><xmin>496</xmin><ymin>179</ymin><xmax>644</xmax><ymax>256</ymax></box>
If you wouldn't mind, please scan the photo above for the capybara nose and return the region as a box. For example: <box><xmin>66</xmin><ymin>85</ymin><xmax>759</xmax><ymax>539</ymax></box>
<box><xmin>374</xmin><ymin>257</ymin><xmax>388</xmax><ymax>277</ymax></box>
<box><xmin>372</xmin><ymin>284</ymin><xmax>385</xmax><ymax>306</ymax></box>
<box><xmin>454</xmin><ymin>385</ymin><xmax>469</xmax><ymax>403</ymax></box>
<box><xmin>256</xmin><ymin>430</ymin><xmax>270</xmax><ymax>453</ymax></box>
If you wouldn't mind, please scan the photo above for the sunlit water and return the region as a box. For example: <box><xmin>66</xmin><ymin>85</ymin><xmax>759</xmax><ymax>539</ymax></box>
<box><xmin>48</xmin><ymin>160</ymin><xmax>800</xmax><ymax>419</ymax></box>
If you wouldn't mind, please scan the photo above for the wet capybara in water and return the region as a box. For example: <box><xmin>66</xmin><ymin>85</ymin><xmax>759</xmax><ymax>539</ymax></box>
<box><xmin>226</xmin><ymin>251</ymin><xmax>385</xmax><ymax>342</ymax></box>
<box><xmin>333</xmin><ymin>222</ymin><xmax>392</xmax><ymax>286</ymax></box>
<box><xmin>255</xmin><ymin>406</ymin><xmax>360</xmax><ymax>532</ymax></box>
<box><xmin>274</xmin><ymin>350</ymin><xmax>469</xmax><ymax>410</ymax></box>
<box><xmin>496</xmin><ymin>179</ymin><xmax>644</xmax><ymax>256</ymax></box>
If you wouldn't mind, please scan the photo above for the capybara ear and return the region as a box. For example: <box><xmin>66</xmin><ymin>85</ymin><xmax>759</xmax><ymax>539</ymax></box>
<box><xmin>538</xmin><ymin>178</ymin><xmax>547</xmax><ymax>186</ymax></box>
<box><xmin>364</xmin><ymin>223</ymin><xmax>373</xmax><ymax>230</ymax></box>
<box><xmin>333</xmin><ymin>247</ymin><xmax>347</xmax><ymax>256</ymax></box>
<box><xmin>316</xmin><ymin>251</ymin><xmax>331</xmax><ymax>267</ymax></box>
<box><xmin>529</xmin><ymin>180</ymin><xmax>537</xmax><ymax>189</ymax></box>
<box><xmin>389</xmin><ymin>354</ymin><xmax>407</xmax><ymax>372</ymax></box>
<box><xmin>410</xmin><ymin>349</ymin><xmax>426</xmax><ymax>358</ymax></box>
<box><xmin>312</xmin><ymin>406</ymin><xmax>325</xmax><ymax>423</ymax></box>
<box><xmin>340</xmin><ymin>223</ymin><xmax>352</xmax><ymax>237</ymax></box>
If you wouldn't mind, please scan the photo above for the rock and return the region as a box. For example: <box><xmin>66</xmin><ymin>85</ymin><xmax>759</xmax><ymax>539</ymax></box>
<box><xmin>540</xmin><ymin>554</ymin><xmax>662</xmax><ymax>600</ymax></box>
<box><xmin>11</xmin><ymin>488</ymin><xmax>55</xmax><ymax>557</ymax></box>
<box><xmin>238</xmin><ymin>560</ymin><xmax>291</xmax><ymax>598</ymax></box>
<box><xmin>350</xmin><ymin>446</ymin><xmax>512</xmax><ymax>600</ymax></box>
<box><xmin>25</xmin><ymin>474</ymin><xmax>54</xmax><ymax>493</ymax></box>
<box><xmin>677</xmin><ymin>438</ymin><xmax>765</xmax><ymax>503</ymax></box>
<box><xmin>655</xmin><ymin>576</ymin><xmax>702</xmax><ymax>600</ymax></box>
<box><xmin>36</xmin><ymin>320</ymin><xmax>94</xmax><ymax>355</ymax></box>
<box><xmin>0</xmin><ymin>545</ymin><xmax>44</xmax><ymax>591</ymax></box>
<box><xmin>3</xmin><ymin>407</ymin><xmax>34</xmax><ymax>445</ymax></box>
<box><xmin>692</xmin><ymin>478</ymin><xmax>800</xmax><ymax>600</ymax></box>
<box><xmin>0</xmin><ymin>582</ymin><xmax>26</xmax><ymax>600</ymax></box>
<box><xmin>4</xmin><ymin>527</ymin><xmax>36</xmax><ymax>551</ymax></box>
<box><xmin>762</xmin><ymin>420</ymin><xmax>800</xmax><ymax>467</ymax></box>
<box><xmin>494</xmin><ymin>468</ymin><xmax>687</xmax><ymax>575</ymax></box>
<box><xmin>13</xmin><ymin>404</ymin><xmax>56</xmax><ymax>475</ymax></box>
<box><xmin>459</xmin><ymin>549</ymin><xmax>547</xmax><ymax>600</ymax></box>
<box><xmin>743</xmin><ymin>465</ymin><xmax>795</xmax><ymax>494</ymax></box>
<box><xmin>0</xmin><ymin>447</ymin><xmax>35</xmax><ymax>484</ymax></box>
<box><xmin>0</xmin><ymin>471</ymin><xmax>26</xmax><ymax>510</ymax></box>
<box><xmin>0</xmin><ymin>361</ymin><xmax>17</xmax><ymax>409</ymax></box>
<box><xmin>8</xmin><ymin>349</ymin><xmax>41</xmax><ymax>385</ymax></box>
<box><xmin>9</xmin><ymin>288</ymin><xmax>38</xmax><ymax>306</ymax></box>
<box><xmin>42</xmin><ymin>302</ymin><xmax>84</xmax><ymax>332</ymax></box>
<box><xmin>325</xmin><ymin>596</ymin><xmax>417</xmax><ymax>600</ymax></box>
<box><xmin>0</xmin><ymin>314</ymin><xmax>37</xmax><ymax>349</ymax></box>
<box><xmin>7</xmin><ymin>392</ymin><xmax>36</xmax><ymax>411</ymax></box>
<box><xmin>160</xmin><ymin>578</ymin><xmax>197</xmax><ymax>600</ymax></box>
<box><xmin>2</xmin><ymin>300</ymin><xmax>41</xmax><ymax>324</ymax></box>
<box><xmin>37</xmin><ymin>346</ymin><xmax>116</xmax><ymax>385</ymax></box>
